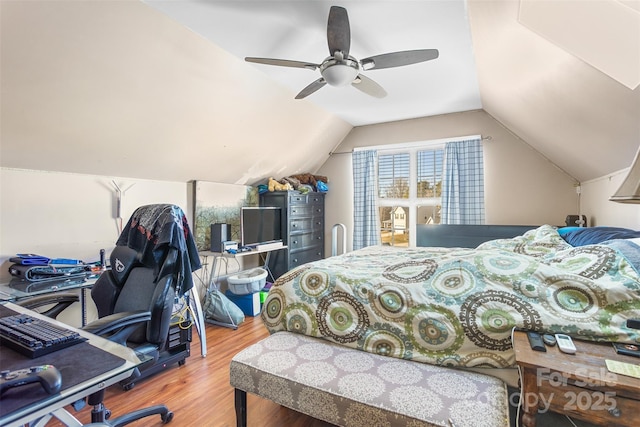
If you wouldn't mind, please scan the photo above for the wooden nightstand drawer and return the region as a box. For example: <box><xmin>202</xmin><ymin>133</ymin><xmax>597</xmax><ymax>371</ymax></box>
<box><xmin>538</xmin><ymin>381</ymin><xmax>639</xmax><ymax>427</ymax></box>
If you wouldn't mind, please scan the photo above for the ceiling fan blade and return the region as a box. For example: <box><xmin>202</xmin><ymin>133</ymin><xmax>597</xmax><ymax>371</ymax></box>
<box><xmin>351</xmin><ymin>74</ymin><xmax>387</xmax><ymax>98</ymax></box>
<box><xmin>360</xmin><ymin>49</ymin><xmax>439</xmax><ymax>71</ymax></box>
<box><xmin>327</xmin><ymin>6</ymin><xmax>350</xmax><ymax>57</ymax></box>
<box><xmin>245</xmin><ymin>57</ymin><xmax>318</xmax><ymax>70</ymax></box>
<box><xmin>295</xmin><ymin>78</ymin><xmax>327</xmax><ymax>99</ymax></box>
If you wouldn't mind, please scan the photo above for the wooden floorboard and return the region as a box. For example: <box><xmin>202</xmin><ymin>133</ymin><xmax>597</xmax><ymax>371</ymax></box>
<box><xmin>49</xmin><ymin>315</ymin><xmax>334</xmax><ymax>427</ymax></box>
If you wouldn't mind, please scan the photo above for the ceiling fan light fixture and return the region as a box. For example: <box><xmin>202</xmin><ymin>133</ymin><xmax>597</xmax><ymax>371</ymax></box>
<box><xmin>321</xmin><ymin>62</ymin><xmax>359</xmax><ymax>86</ymax></box>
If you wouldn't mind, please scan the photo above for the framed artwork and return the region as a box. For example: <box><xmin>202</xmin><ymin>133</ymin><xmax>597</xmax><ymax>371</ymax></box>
<box><xmin>191</xmin><ymin>181</ymin><xmax>258</xmax><ymax>251</ymax></box>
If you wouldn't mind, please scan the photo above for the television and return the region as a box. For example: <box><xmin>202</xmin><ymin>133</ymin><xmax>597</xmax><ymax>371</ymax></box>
<box><xmin>240</xmin><ymin>207</ymin><xmax>282</xmax><ymax>248</ymax></box>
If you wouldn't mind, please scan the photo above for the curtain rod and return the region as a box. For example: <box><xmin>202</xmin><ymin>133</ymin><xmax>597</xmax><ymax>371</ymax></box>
<box><xmin>329</xmin><ymin>135</ymin><xmax>492</xmax><ymax>156</ymax></box>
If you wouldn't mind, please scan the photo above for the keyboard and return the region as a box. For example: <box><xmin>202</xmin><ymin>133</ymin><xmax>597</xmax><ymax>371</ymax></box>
<box><xmin>0</xmin><ymin>313</ymin><xmax>86</xmax><ymax>358</ymax></box>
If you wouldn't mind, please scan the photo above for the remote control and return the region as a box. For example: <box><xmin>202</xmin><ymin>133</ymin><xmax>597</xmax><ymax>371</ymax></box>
<box><xmin>542</xmin><ymin>334</ymin><xmax>557</xmax><ymax>346</ymax></box>
<box><xmin>627</xmin><ymin>319</ymin><xmax>640</xmax><ymax>330</ymax></box>
<box><xmin>0</xmin><ymin>365</ymin><xmax>62</xmax><ymax>395</ymax></box>
<box><xmin>555</xmin><ymin>334</ymin><xmax>577</xmax><ymax>354</ymax></box>
<box><xmin>527</xmin><ymin>331</ymin><xmax>546</xmax><ymax>352</ymax></box>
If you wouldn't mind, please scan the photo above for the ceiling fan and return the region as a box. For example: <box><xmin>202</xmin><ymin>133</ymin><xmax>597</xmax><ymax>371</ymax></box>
<box><xmin>245</xmin><ymin>6</ymin><xmax>439</xmax><ymax>99</ymax></box>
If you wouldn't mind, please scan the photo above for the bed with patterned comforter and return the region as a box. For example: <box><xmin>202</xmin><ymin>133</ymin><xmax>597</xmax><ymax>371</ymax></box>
<box><xmin>261</xmin><ymin>225</ymin><xmax>640</xmax><ymax>369</ymax></box>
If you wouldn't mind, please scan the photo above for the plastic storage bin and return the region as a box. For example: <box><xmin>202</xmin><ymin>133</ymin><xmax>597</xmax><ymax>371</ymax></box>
<box><xmin>227</xmin><ymin>268</ymin><xmax>268</xmax><ymax>295</ymax></box>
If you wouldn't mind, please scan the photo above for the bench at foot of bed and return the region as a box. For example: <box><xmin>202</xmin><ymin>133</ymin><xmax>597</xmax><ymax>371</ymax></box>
<box><xmin>229</xmin><ymin>332</ymin><xmax>509</xmax><ymax>427</ymax></box>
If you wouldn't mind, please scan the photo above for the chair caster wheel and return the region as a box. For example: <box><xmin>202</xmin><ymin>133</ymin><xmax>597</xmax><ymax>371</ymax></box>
<box><xmin>161</xmin><ymin>411</ymin><xmax>174</xmax><ymax>423</ymax></box>
<box><xmin>178</xmin><ymin>359</ymin><xmax>186</xmax><ymax>366</ymax></box>
<box><xmin>122</xmin><ymin>382</ymin><xmax>135</xmax><ymax>391</ymax></box>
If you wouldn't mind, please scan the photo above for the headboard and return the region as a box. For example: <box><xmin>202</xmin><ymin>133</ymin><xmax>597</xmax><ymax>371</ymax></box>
<box><xmin>416</xmin><ymin>224</ymin><xmax>539</xmax><ymax>248</ymax></box>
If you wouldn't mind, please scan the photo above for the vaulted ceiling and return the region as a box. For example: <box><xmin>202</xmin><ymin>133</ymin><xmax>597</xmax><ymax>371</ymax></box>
<box><xmin>1</xmin><ymin>0</ymin><xmax>638</xmax><ymax>185</ymax></box>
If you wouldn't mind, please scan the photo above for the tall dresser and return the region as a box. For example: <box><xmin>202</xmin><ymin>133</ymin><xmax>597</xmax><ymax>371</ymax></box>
<box><xmin>260</xmin><ymin>191</ymin><xmax>325</xmax><ymax>280</ymax></box>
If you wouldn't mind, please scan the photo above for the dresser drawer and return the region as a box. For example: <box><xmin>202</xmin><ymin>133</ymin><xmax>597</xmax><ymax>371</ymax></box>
<box><xmin>290</xmin><ymin>204</ymin><xmax>324</xmax><ymax>218</ymax></box>
<box><xmin>307</xmin><ymin>194</ymin><xmax>324</xmax><ymax>205</ymax></box>
<box><xmin>289</xmin><ymin>193</ymin><xmax>309</xmax><ymax>205</ymax></box>
<box><xmin>289</xmin><ymin>231</ymin><xmax>324</xmax><ymax>251</ymax></box>
<box><xmin>290</xmin><ymin>217</ymin><xmax>324</xmax><ymax>233</ymax></box>
<box><xmin>289</xmin><ymin>247</ymin><xmax>324</xmax><ymax>268</ymax></box>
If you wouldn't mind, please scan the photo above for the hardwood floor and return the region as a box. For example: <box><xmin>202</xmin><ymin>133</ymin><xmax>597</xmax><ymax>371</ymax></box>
<box><xmin>52</xmin><ymin>315</ymin><xmax>334</xmax><ymax>427</ymax></box>
<box><xmin>45</xmin><ymin>314</ymin><xmax>597</xmax><ymax>427</ymax></box>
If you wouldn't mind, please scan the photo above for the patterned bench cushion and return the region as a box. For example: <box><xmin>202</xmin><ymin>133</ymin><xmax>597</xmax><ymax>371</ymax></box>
<box><xmin>230</xmin><ymin>332</ymin><xmax>509</xmax><ymax>427</ymax></box>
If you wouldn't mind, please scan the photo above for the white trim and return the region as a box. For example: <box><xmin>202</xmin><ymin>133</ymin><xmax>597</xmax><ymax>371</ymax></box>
<box><xmin>353</xmin><ymin>134</ymin><xmax>482</xmax><ymax>153</ymax></box>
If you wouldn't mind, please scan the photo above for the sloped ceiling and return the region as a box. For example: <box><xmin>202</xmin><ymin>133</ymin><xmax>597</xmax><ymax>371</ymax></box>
<box><xmin>468</xmin><ymin>0</ymin><xmax>640</xmax><ymax>182</ymax></box>
<box><xmin>1</xmin><ymin>0</ymin><xmax>639</xmax><ymax>185</ymax></box>
<box><xmin>0</xmin><ymin>0</ymin><xmax>352</xmax><ymax>185</ymax></box>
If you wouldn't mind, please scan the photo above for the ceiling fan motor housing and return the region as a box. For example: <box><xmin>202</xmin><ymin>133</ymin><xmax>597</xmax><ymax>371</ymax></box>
<box><xmin>320</xmin><ymin>56</ymin><xmax>359</xmax><ymax>86</ymax></box>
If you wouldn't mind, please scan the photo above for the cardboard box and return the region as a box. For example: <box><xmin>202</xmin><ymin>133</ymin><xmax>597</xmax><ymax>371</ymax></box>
<box><xmin>225</xmin><ymin>290</ymin><xmax>261</xmax><ymax>316</ymax></box>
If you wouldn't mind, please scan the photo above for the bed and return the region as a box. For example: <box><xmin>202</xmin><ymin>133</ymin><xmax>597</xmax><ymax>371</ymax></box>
<box><xmin>261</xmin><ymin>224</ymin><xmax>640</xmax><ymax>384</ymax></box>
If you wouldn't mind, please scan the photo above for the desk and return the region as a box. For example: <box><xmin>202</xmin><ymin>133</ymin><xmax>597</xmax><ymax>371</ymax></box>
<box><xmin>0</xmin><ymin>302</ymin><xmax>143</xmax><ymax>427</ymax></box>
<box><xmin>201</xmin><ymin>245</ymin><xmax>288</xmax><ymax>290</ymax></box>
<box><xmin>0</xmin><ymin>274</ymin><xmax>100</xmax><ymax>327</ymax></box>
<box><xmin>197</xmin><ymin>246</ymin><xmax>286</xmax><ymax>330</ymax></box>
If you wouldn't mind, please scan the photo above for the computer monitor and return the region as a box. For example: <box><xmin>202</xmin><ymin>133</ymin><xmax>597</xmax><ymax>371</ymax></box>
<box><xmin>240</xmin><ymin>207</ymin><xmax>282</xmax><ymax>247</ymax></box>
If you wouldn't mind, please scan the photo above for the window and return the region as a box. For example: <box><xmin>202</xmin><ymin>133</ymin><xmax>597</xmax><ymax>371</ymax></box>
<box><xmin>378</xmin><ymin>153</ymin><xmax>409</xmax><ymax>199</ymax></box>
<box><xmin>377</xmin><ymin>145</ymin><xmax>444</xmax><ymax>247</ymax></box>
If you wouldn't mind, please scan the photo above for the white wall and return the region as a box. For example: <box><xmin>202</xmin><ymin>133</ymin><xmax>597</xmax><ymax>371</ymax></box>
<box><xmin>1</xmin><ymin>168</ymin><xmax>188</xmax><ymax>326</ymax></box>
<box><xmin>318</xmin><ymin>110</ymin><xmax>579</xmax><ymax>253</ymax></box>
<box><xmin>581</xmin><ymin>168</ymin><xmax>640</xmax><ymax>228</ymax></box>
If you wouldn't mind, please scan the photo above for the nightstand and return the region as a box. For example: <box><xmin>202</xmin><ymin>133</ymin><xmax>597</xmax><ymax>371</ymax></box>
<box><xmin>512</xmin><ymin>331</ymin><xmax>640</xmax><ymax>427</ymax></box>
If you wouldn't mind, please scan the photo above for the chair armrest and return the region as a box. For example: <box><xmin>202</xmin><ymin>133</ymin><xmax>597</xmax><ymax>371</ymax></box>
<box><xmin>15</xmin><ymin>292</ymin><xmax>79</xmax><ymax>319</ymax></box>
<box><xmin>83</xmin><ymin>310</ymin><xmax>151</xmax><ymax>346</ymax></box>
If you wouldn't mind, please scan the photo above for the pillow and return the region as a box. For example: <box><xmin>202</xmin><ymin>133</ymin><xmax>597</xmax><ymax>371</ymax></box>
<box><xmin>561</xmin><ymin>226</ymin><xmax>640</xmax><ymax>247</ymax></box>
<box><xmin>557</xmin><ymin>227</ymin><xmax>582</xmax><ymax>236</ymax></box>
<box><xmin>601</xmin><ymin>239</ymin><xmax>640</xmax><ymax>273</ymax></box>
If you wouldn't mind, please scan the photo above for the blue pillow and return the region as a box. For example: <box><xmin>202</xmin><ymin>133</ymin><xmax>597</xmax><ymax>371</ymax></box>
<box><xmin>561</xmin><ymin>226</ymin><xmax>640</xmax><ymax>247</ymax></box>
<box><xmin>557</xmin><ymin>227</ymin><xmax>582</xmax><ymax>236</ymax></box>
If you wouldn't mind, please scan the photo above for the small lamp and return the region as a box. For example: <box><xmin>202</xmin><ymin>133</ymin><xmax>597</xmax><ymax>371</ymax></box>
<box><xmin>610</xmin><ymin>146</ymin><xmax>640</xmax><ymax>203</ymax></box>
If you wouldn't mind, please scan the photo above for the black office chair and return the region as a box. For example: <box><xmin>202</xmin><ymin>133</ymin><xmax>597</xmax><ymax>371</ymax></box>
<box><xmin>18</xmin><ymin>204</ymin><xmax>201</xmax><ymax>426</ymax></box>
<box><xmin>84</xmin><ymin>204</ymin><xmax>201</xmax><ymax>425</ymax></box>
<box><xmin>13</xmin><ymin>247</ymin><xmax>176</xmax><ymax>425</ymax></box>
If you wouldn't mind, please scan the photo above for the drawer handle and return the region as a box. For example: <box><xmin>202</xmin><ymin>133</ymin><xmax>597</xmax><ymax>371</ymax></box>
<box><xmin>293</xmin><ymin>258</ymin><xmax>298</xmax><ymax>263</ymax></box>
<box><xmin>608</xmin><ymin>408</ymin><xmax>621</xmax><ymax>418</ymax></box>
<box><xmin>293</xmin><ymin>240</ymin><xmax>298</xmax><ymax>244</ymax></box>
<box><xmin>317</xmin><ymin>236</ymin><xmax>321</xmax><ymax>240</ymax></box>
<box><xmin>292</xmin><ymin>224</ymin><xmax>297</xmax><ymax>227</ymax></box>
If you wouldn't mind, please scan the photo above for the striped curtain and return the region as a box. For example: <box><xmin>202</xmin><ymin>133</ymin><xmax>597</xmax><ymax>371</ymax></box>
<box><xmin>352</xmin><ymin>150</ymin><xmax>381</xmax><ymax>250</ymax></box>
<box><xmin>441</xmin><ymin>138</ymin><xmax>485</xmax><ymax>224</ymax></box>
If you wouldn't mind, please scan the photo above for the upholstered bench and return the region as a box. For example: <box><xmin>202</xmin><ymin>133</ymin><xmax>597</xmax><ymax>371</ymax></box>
<box><xmin>230</xmin><ymin>332</ymin><xmax>509</xmax><ymax>427</ymax></box>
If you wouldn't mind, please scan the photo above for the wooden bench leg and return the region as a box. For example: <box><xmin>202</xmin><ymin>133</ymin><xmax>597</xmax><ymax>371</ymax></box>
<box><xmin>234</xmin><ymin>388</ymin><xmax>247</xmax><ymax>427</ymax></box>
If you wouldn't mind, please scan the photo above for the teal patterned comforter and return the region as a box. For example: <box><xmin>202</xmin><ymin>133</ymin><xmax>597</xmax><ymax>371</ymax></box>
<box><xmin>261</xmin><ymin>225</ymin><xmax>640</xmax><ymax>368</ymax></box>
